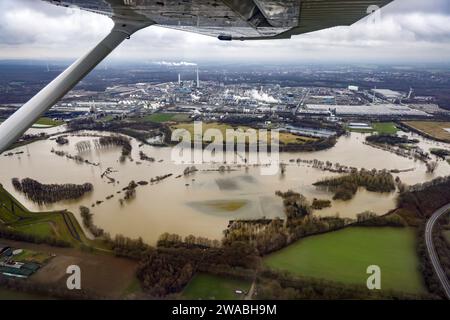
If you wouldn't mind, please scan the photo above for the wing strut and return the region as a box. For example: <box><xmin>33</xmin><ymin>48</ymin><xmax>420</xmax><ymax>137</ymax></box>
<box><xmin>0</xmin><ymin>19</ymin><xmax>152</xmax><ymax>154</ymax></box>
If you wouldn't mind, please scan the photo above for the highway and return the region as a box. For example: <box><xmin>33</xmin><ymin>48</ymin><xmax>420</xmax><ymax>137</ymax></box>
<box><xmin>425</xmin><ymin>203</ymin><xmax>450</xmax><ymax>299</ymax></box>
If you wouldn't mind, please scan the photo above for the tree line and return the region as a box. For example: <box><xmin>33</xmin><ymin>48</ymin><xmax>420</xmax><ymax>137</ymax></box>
<box><xmin>12</xmin><ymin>178</ymin><xmax>93</xmax><ymax>205</ymax></box>
<box><xmin>224</xmin><ymin>215</ymin><xmax>350</xmax><ymax>256</ymax></box>
<box><xmin>394</xmin><ymin>175</ymin><xmax>450</xmax><ymax>298</ymax></box>
<box><xmin>136</xmin><ymin>241</ymin><xmax>259</xmax><ymax>297</ymax></box>
<box><xmin>416</xmin><ymin>222</ymin><xmax>448</xmax><ymax>299</ymax></box>
<box><xmin>311</xmin><ymin>198</ymin><xmax>331</xmax><ymax>210</ymax></box>
<box><xmin>96</xmin><ymin>135</ymin><xmax>132</xmax><ymax>157</ymax></box>
<box><xmin>79</xmin><ymin>206</ymin><xmax>104</xmax><ymax>238</ymax></box>
<box><xmin>396</xmin><ymin>176</ymin><xmax>450</xmax><ymax>219</ymax></box>
<box><xmin>0</xmin><ymin>275</ymin><xmax>100</xmax><ymax>300</ymax></box>
<box><xmin>355</xmin><ymin>211</ymin><xmax>407</xmax><ymax>227</ymax></box>
<box><xmin>157</xmin><ymin>232</ymin><xmax>221</xmax><ymax>249</ymax></box>
<box><xmin>257</xmin><ymin>268</ymin><xmax>431</xmax><ymax>300</ymax></box>
<box><xmin>68</xmin><ymin>117</ymin><xmax>169</xmax><ymax>147</ymax></box>
<box><xmin>366</xmin><ymin>134</ymin><xmax>418</xmax><ymax>146</ymax></box>
<box><xmin>223</xmin><ymin>191</ymin><xmax>352</xmax><ymax>255</ymax></box>
<box><xmin>275</xmin><ymin>190</ymin><xmax>312</xmax><ymax>219</ymax></box>
<box><xmin>313</xmin><ymin>168</ymin><xmax>396</xmax><ymax>201</ymax></box>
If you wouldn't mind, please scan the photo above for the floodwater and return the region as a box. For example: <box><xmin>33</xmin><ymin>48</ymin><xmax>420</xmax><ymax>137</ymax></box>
<box><xmin>1</xmin><ymin>128</ymin><xmax>449</xmax><ymax>244</ymax></box>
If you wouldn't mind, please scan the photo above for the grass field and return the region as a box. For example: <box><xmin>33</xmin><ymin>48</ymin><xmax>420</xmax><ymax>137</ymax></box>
<box><xmin>403</xmin><ymin>121</ymin><xmax>450</xmax><ymax>142</ymax></box>
<box><xmin>264</xmin><ymin>227</ymin><xmax>425</xmax><ymax>294</ymax></box>
<box><xmin>182</xmin><ymin>273</ymin><xmax>251</xmax><ymax>300</ymax></box>
<box><xmin>14</xmin><ymin>222</ymin><xmax>56</xmax><ymax>238</ymax></box>
<box><xmin>12</xmin><ymin>249</ymin><xmax>53</xmax><ymax>264</ymax></box>
<box><xmin>0</xmin><ymin>185</ymin><xmax>108</xmax><ymax>250</ymax></box>
<box><xmin>142</xmin><ymin>113</ymin><xmax>191</xmax><ymax>123</ymax></box>
<box><xmin>34</xmin><ymin>117</ymin><xmax>64</xmax><ymax>127</ymax></box>
<box><xmin>348</xmin><ymin>122</ymin><xmax>398</xmax><ymax>135</ymax></box>
<box><xmin>372</xmin><ymin>122</ymin><xmax>398</xmax><ymax>135</ymax></box>
<box><xmin>1</xmin><ymin>117</ymin><xmax>63</xmax><ymax>127</ymax></box>
<box><xmin>171</xmin><ymin>122</ymin><xmax>317</xmax><ymax>145</ymax></box>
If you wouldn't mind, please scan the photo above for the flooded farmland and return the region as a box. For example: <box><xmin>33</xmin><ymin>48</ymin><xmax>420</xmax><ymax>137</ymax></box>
<box><xmin>1</xmin><ymin>129</ymin><xmax>449</xmax><ymax>244</ymax></box>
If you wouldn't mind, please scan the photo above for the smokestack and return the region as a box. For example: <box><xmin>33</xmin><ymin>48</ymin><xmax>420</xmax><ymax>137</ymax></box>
<box><xmin>196</xmin><ymin>68</ymin><xmax>200</xmax><ymax>88</ymax></box>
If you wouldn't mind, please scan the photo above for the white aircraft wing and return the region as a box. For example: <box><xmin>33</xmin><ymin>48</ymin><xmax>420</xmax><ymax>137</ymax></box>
<box><xmin>44</xmin><ymin>0</ymin><xmax>394</xmax><ymax>40</ymax></box>
<box><xmin>0</xmin><ymin>0</ymin><xmax>394</xmax><ymax>153</ymax></box>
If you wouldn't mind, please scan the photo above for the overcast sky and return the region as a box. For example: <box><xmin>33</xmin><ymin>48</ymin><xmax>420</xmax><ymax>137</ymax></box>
<box><xmin>0</xmin><ymin>0</ymin><xmax>450</xmax><ymax>64</ymax></box>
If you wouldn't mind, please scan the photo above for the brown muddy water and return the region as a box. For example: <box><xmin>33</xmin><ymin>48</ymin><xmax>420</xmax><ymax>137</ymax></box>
<box><xmin>1</xmin><ymin>129</ymin><xmax>449</xmax><ymax>244</ymax></box>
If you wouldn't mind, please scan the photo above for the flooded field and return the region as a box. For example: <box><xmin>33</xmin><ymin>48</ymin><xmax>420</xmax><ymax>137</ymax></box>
<box><xmin>1</xmin><ymin>128</ymin><xmax>449</xmax><ymax>244</ymax></box>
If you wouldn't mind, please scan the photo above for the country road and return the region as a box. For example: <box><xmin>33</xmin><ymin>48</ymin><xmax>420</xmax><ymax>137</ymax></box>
<box><xmin>425</xmin><ymin>203</ymin><xmax>450</xmax><ymax>299</ymax></box>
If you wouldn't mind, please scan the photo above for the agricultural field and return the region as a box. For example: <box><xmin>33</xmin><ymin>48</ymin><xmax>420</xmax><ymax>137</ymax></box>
<box><xmin>403</xmin><ymin>121</ymin><xmax>450</xmax><ymax>142</ymax></box>
<box><xmin>142</xmin><ymin>113</ymin><xmax>191</xmax><ymax>123</ymax></box>
<box><xmin>264</xmin><ymin>227</ymin><xmax>425</xmax><ymax>294</ymax></box>
<box><xmin>181</xmin><ymin>273</ymin><xmax>251</xmax><ymax>300</ymax></box>
<box><xmin>171</xmin><ymin>122</ymin><xmax>317</xmax><ymax>145</ymax></box>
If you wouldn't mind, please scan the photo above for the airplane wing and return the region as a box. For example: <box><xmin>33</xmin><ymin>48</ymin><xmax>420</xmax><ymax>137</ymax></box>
<box><xmin>44</xmin><ymin>0</ymin><xmax>394</xmax><ymax>40</ymax></box>
<box><xmin>0</xmin><ymin>0</ymin><xmax>394</xmax><ymax>153</ymax></box>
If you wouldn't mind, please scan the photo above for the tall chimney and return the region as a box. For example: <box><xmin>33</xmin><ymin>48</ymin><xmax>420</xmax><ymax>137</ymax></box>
<box><xmin>196</xmin><ymin>68</ymin><xmax>200</xmax><ymax>88</ymax></box>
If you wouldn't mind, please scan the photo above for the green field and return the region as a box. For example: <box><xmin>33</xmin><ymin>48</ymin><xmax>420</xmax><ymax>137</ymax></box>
<box><xmin>182</xmin><ymin>274</ymin><xmax>251</xmax><ymax>300</ymax></box>
<box><xmin>14</xmin><ymin>222</ymin><xmax>56</xmax><ymax>238</ymax></box>
<box><xmin>0</xmin><ymin>185</ymin><xmax>108</xmax><ymax>250</ymax></box>
<box><xmin>348</xmin><ymin>122</ymin><xmax>398</xmax><ymax>135</ymax></box>
<box><xmin>34</xmin><ymin>117</ymin><xmax>64</xmax><ymax>127</ymax></box>
<box><xmin>142</xmin><ymin>113</ymin><xmax>191</xmax><ymax>123</ymax></box>
<box><xmin>372</xmin><ymin>122</ymin><xmax>398</xmax><ymax>134</ymax></box>
<box><xmin>264</xmin><ymin>227</ymin><xmax>425</xmax><ymax>294</ymax></box>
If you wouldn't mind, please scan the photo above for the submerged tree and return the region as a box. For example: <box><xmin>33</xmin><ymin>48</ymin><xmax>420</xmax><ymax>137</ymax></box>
<box><xmin>426</xmin><ymin>161</ymin><xmax>438</xmax><ymax>174</ymax></box>
<box><xmin>12</xmin><ymin>178</ymin><xmax>93</xmax><ymax>205</ymax></box>
<box><xmin>275</xmin><ymin>190</ymin><xmax>312</xmax><ymax>219</ymax></box>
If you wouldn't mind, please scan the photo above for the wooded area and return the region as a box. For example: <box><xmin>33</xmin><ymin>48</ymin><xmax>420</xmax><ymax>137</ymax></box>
<box><xmin>12</xmin><ymin>178</ymin><xmax>93</xmax><ymax>205</ymax></box>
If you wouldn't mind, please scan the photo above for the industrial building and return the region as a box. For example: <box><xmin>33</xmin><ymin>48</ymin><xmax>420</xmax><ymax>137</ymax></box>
<box><xmin>371</xmin><ymin>89</ymin><xmax>404</xmax><ymax>103</ymax></box>
<box><xmin>305</xmin><ymin>104</ymin><xmax>430</xmax><ymax>118</ymax></box>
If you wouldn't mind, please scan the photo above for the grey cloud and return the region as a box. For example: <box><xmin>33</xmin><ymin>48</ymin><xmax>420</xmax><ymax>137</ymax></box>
<box><xmin>0</xmin><ymin>0</ymin><xmax>449</xmax><ymax>63</ymax></box>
